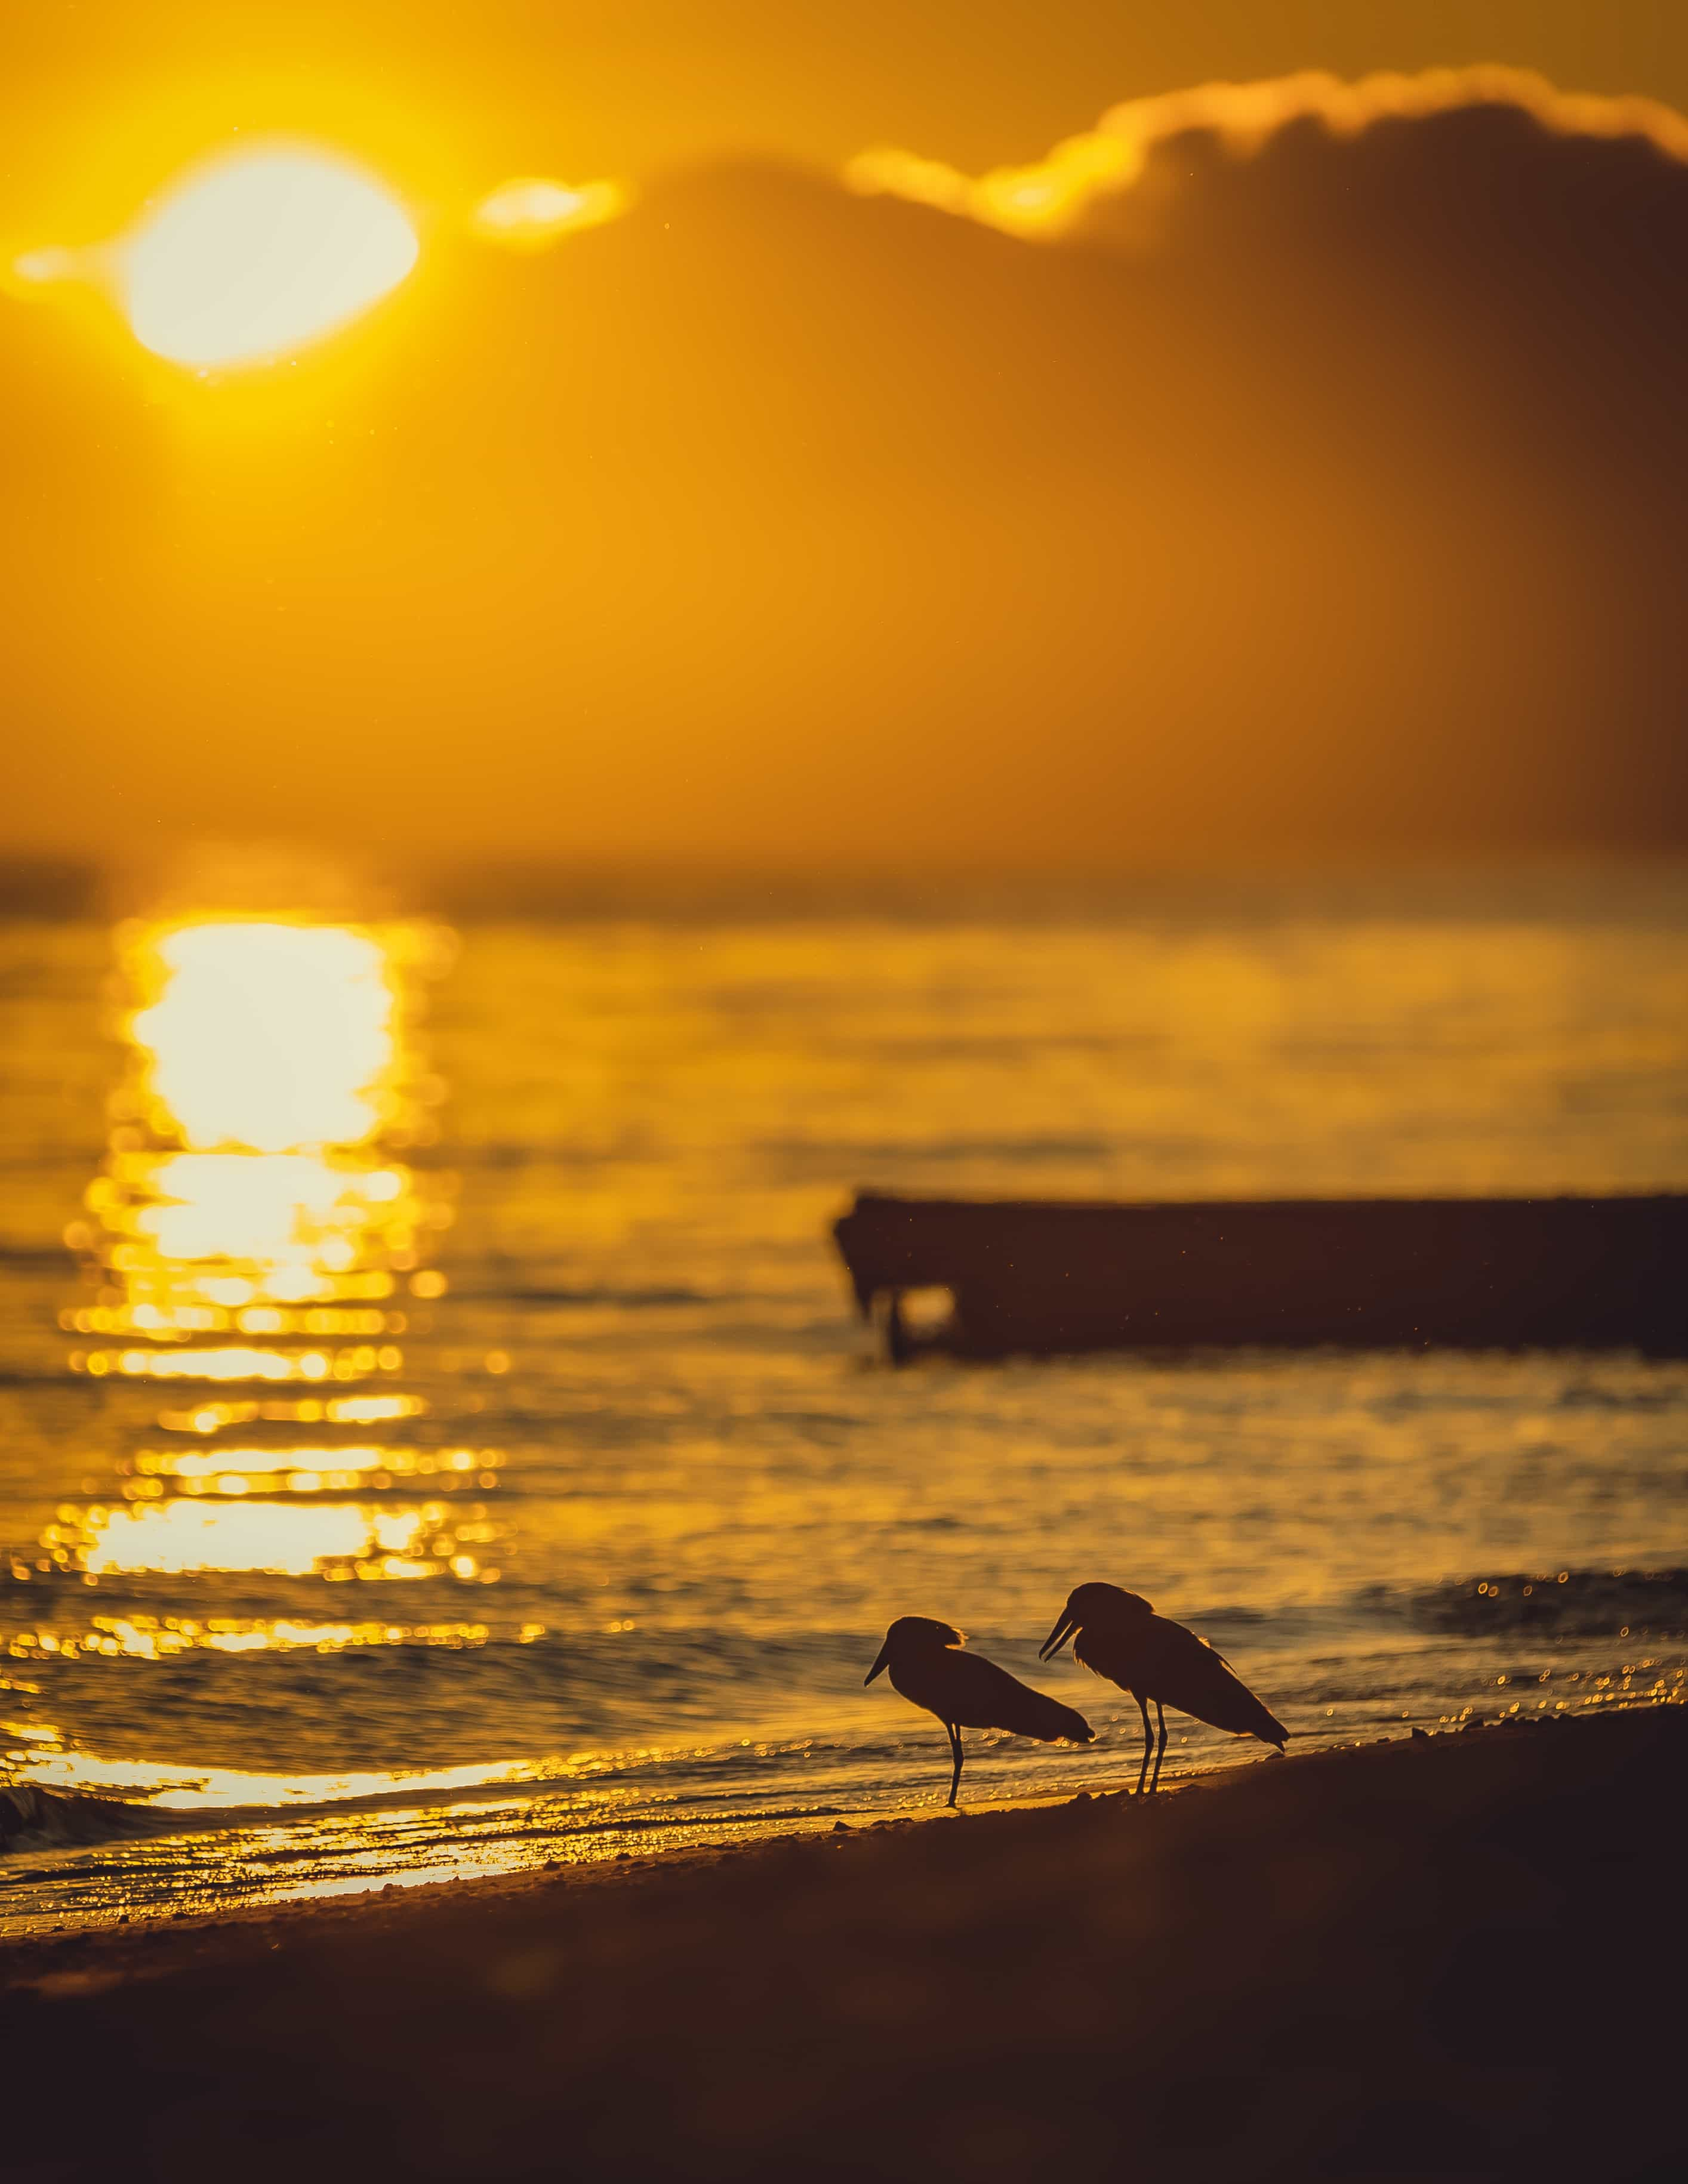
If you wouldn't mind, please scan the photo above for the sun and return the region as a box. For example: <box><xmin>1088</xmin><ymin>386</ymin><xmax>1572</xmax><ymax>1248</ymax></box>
<box><xmin>120</xmin><ymin>145</ymin><xmax>419</xmax><ymax>369</ymax></box>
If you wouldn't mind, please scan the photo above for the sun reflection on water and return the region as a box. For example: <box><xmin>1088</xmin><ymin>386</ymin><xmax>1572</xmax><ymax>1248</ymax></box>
<box><xmin>60</xmin><ymin>921</ymin><xmax>453</xmax><ymax>1378</ymax></box>
<box><xmin>128</xmin><ymin>922</ymin><xmax>402</xmax><ymax>1150</ymax></box>
<box><xmin>64</xmin><ymin>1497</ymin><xmax>483</xmax><ymax>1581</ymax></box>
<box><xmin>64</xmin><ymin>915</ymin><xmax>448</xmax><ymax>1384</ymax></box>
<box><xmin>156</xmin><ymin>1394</ymin><xmax>428</xmax><ymax>1435</ymax></box>
<box><xmin>29</xmin><ymin>911</ymin><xmax>518</xmax><ymax>1621</ymax></box>
<box><xmin>134</xmin><ymin>1444</ymin><xmax>489</xmax><ymax>1479</ymax></box>
<box><xmin>12</xmin><ymin>1741</ymin><xmax>536</xmax><ymax>1812</ymax></box>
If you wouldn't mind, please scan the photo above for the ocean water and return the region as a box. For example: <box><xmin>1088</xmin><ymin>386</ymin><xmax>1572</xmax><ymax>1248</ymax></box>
<box><xmin>4</xmin><ymin>884</ymin><xmax>1688</xmax><ymax>1933</ymax></box>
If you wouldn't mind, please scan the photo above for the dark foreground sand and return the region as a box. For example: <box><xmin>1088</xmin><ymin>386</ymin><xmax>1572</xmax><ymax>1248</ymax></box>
<box><xmin>5</xmin><ymin>1709</ymin><xmax>1684</xmax><ymax>2183</ymax></box>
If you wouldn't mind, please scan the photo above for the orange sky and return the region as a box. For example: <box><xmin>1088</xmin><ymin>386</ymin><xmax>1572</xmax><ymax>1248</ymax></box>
<box><xmin>4</xmin><ymin>7</ymin><xmax>1688</xmax><ymax>889</ymax></box>
<box><xmin>4</xmin><ymin>1</ymin><xmax>1687</xmax><ymax>227</ymax></box>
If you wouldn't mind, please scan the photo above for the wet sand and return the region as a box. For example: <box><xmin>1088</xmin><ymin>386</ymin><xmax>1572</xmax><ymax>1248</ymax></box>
<box><xmin>4</xmin><ymin>1707</ymin><xmax>1684</xmax><ymax>2182</ymax></box>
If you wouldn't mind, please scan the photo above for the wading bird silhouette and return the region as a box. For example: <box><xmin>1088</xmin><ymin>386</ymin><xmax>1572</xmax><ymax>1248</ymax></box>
<box><xmin>1040</xmin><ymin>1583</ymin><xmax>1287</xmax><ymax>1795</ymax></box>
<box><xmin>865</xmin><ymin>1615</ymin><xmax>1095</xmax><ymax>1807</ymax></box>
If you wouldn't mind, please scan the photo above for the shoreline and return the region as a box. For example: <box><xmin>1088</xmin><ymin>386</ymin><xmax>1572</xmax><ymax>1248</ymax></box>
<box><xmin>5</xmin><ymin>1704</ymin><xmax>1684</xmax><ymax>2180</ymax></box>
<box><xmin>0</xmin><ymin>1720</ymin><xmax>1410</xmax><ymax>1942</ymax></box>
<box><xmin>0</xmin><ymin>1758</ymin><xmax>1240</xmax><ymax>1955</ymax></box>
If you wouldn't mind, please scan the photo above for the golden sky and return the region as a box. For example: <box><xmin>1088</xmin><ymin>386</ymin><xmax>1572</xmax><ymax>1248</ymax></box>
<box><xmin>4</xmin><ymin>5</ymin><xmax>1688</xmax><ymax>887</ymax></box>
<box><xmin>5</xmin><ymin>1</ymin><xmax>1687</xmax><ymax>223</ymax></box>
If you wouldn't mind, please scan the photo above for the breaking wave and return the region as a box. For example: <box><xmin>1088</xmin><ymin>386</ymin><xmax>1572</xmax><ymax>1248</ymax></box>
<box><xmin>0</xmin><ymin>1782</ymin><xmax>175</xmax><ymax>1855</ymax></box>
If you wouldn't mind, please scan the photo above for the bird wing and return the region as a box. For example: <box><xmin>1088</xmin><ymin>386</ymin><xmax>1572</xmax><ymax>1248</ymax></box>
<box><xmin>1073</xmin><ymin>1623</ymin><xmax>1144</xmax><ymax>1691</ymax></box>
<box><xmin>943</xmin><ymin>1649</ymin><xmax>1095</xmax><ymax>1743</ymax></box>
<box><xmin>1144</xmin><ymin>1618</ymin><xmax>1287</xmax><ymax>1746</ymax></box>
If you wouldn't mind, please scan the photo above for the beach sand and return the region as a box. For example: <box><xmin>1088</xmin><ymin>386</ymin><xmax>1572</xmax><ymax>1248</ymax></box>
<box><xmin>4</xmin><ymin>1708</ymin><xmax>1683</xmax><ymax>2182</ymax></box>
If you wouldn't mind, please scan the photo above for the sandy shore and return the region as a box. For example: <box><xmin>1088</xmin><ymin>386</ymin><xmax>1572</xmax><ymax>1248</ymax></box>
<box><xmin>4</xmin><ymin>1708</ymin><xmax>1684</xmax><ymax>2182</ymax></box>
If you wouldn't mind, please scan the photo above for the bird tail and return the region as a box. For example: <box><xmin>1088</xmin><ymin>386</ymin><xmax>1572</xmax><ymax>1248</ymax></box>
<box><xmin>1028</xmin><ymin>1693</ymin><xmax>1095</xmax><ymax>1745</ymax></box>
<box><xmin>1059</xmin><ymin>1701</ymin><xmax>1098</xmax><ymax>1745</ymax></box>
<box><xmin>1250</xmin><ymin>1701</ymin><xmax>1290</xmax><ymax>1750</ymax></box>
<box><xmin>985</xmin><ymin>1668</ymin><xmax>1097</xmax><ymax>1743</ymax></box>
<box><xmin>1209</xmin><ymin>1659</ymin><xmax>1289</xmax><ymax>1748</ymax></box>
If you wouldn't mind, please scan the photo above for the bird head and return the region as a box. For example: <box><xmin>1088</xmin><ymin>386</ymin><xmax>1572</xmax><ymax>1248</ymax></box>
<box><xmin>1039</xmin><ymin>1583</ymin><xmax>1153</xmax><ymax>1659</ymax></box>
<box><xmin>864</xmin><ymin>1615</ymin><xmax>965</xmax><ymax>1683</ymax></box>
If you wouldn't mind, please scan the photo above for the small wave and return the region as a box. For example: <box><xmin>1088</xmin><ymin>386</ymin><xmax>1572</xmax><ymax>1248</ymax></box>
<box><xmin>827</xmin><ymin>1136</ymin><xmax>1114</xmax><ymax>1165</ymax></box>
<box><xmin>1553</xmin><ymin>1384</ymin><xmax>1688</xmax><ymax>1413</ymax></box>
<box><xmin>0</xmin><ymin>1782</ymin><xmax>173</xmax><ymax>1855</ymax></box>
<box><xmin>1407</xmin><ymin>1566</ymin><xmax>1688</xmax><ymax>1637</ymax></box>
<box><xmin>468</xmin><ymin>1285</ymin><xmax>717</xmax><ymax>1308</ymax></box>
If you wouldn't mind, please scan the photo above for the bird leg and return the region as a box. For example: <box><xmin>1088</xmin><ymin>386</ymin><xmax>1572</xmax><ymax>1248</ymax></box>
<box><xmin>1135</xmin><ymin>1693</ymin><xmax>1153</xmax><ymax>1797</ymax></box>
<box><xmin>946</xmin><ymin>1723</ymin><xmax>964</xmax><ymax>1808</ymax></box>
<box><xmin>1151</xmin><ymin>1699</ymin><xmax>1168</xmax><ymax>1794</ymax></box>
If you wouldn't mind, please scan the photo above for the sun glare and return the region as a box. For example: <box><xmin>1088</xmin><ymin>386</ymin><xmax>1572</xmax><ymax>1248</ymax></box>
<box><xmin>120</xmin><ymin>146</ymin><xmax>418</xmax><ymax>368</ymax></box>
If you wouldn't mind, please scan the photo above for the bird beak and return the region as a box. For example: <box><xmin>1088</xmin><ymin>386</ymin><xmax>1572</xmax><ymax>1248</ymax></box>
<box><xmin>1039</xmin><ymin>1611</ymin><xmax>1076</xmax><ymax>1662</ymax></box>
<box><xmin>864</xmin><ymin>1642</ymin><xmax>891</xmax><ymax>1685</ymax></box>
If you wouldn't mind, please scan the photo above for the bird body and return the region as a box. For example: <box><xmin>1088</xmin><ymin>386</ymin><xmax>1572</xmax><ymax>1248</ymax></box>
<box><xmin>1042</xmin><ymin>1583</ymin><xmax>1287</xmax><ymax>1794</ymax></box>
<box><xmin>865</xmin><ymin>1615</ymin><xmax>1094</xmax><ymax>1806</ymax></box>
<box><xmin>1071</xmin><ymin>1612</ymin><xmax>1287</xmax><ymax>1748</ymax></box>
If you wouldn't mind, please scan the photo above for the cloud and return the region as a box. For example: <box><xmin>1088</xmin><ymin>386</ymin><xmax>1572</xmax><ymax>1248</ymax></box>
<box><xmin>846</xmin><ymin>65</ymin><xmax>1688</xmax><ymax>236</ymax></box>
<box><xmin>469</xmin><ymin>178</ymin><xmax>629</xmax><ymax>251</ymax></box>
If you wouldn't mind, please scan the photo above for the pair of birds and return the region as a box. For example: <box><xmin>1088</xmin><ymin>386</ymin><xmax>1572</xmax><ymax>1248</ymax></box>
<box><xmin>865</xmin><ymin>1581</ymin><xmax>1288</xmax><ymax>1806</ymax></box>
